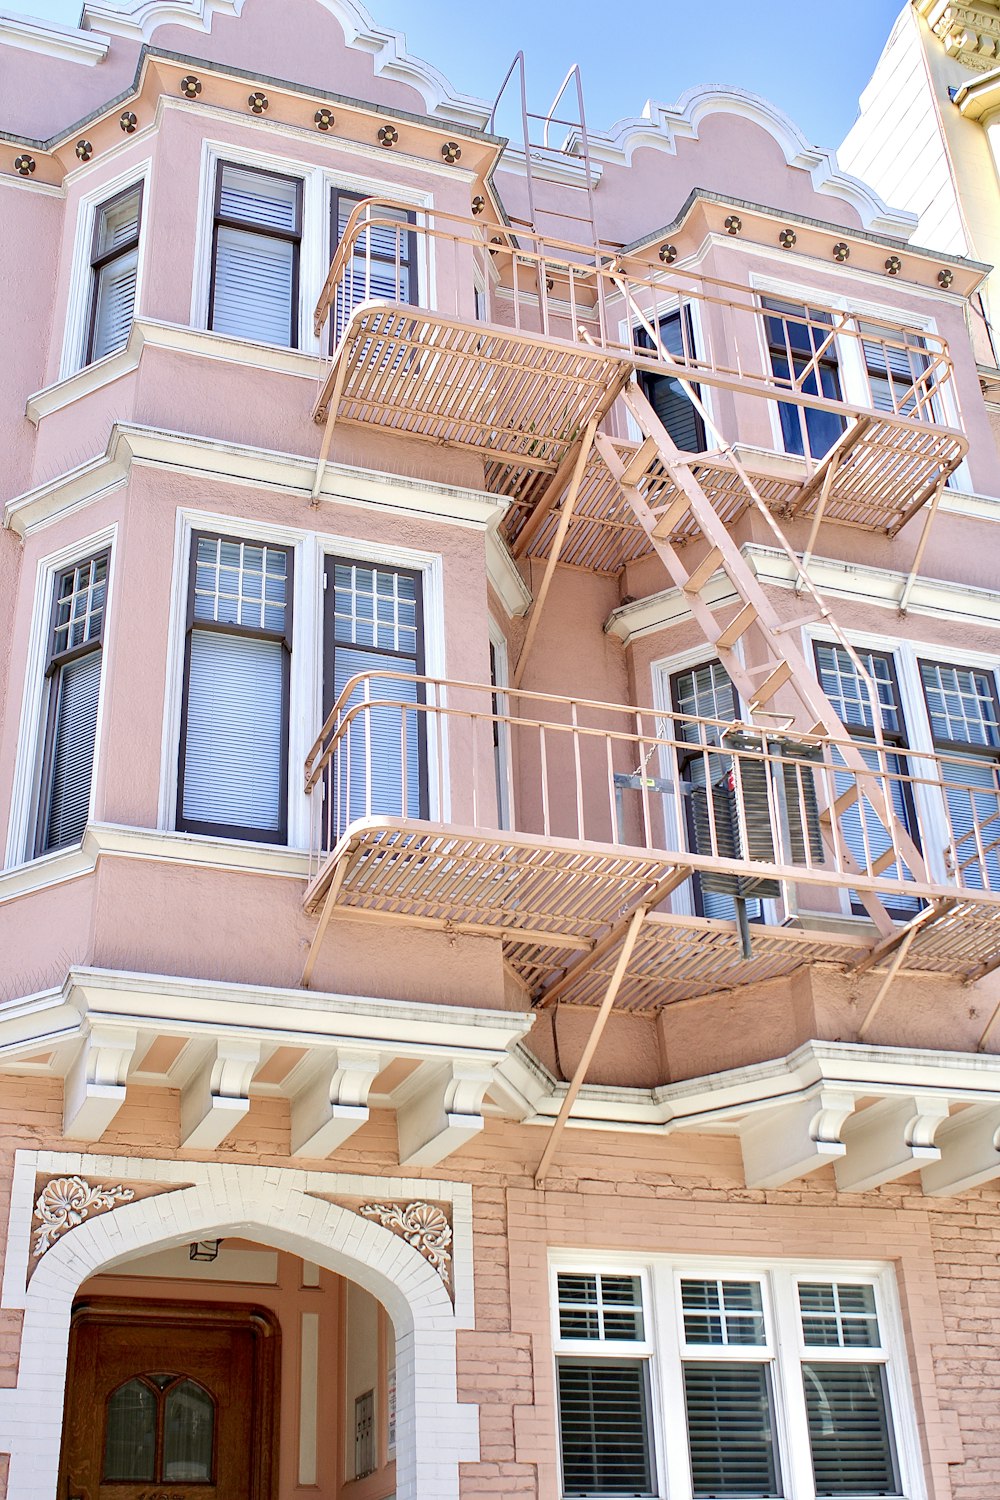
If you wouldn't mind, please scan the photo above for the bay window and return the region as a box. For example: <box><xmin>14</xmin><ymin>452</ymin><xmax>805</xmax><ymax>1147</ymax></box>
<box><xmin>553</xmin><ymin>1261</ymin><xmax>908</xmax><ymax>1500</ymax></box>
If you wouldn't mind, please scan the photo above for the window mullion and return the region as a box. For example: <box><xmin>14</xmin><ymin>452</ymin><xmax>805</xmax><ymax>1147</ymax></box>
<box><xmin>770</xmin><ymin>1269</ymin><xmax>815</xmax><ymax>1500</ymax></box>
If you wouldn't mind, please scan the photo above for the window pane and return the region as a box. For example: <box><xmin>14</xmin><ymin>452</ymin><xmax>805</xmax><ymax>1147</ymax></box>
<box><xmin>684</xmin><ymin>1362</ymin><xmax>779</xmax><ymax>1498</ymax></box>
<box><xmin>44</xmin><ymin>650</ymin><xmax>102</xmax><ymax>851</ymax></box>
<box><xmin>212</xmin><ymin>225</ymin><xmax>295</xmax><ymax>346</ymax></box>
<box><xmin>92</xmin><ymin>247</ymin><xmax>138</xmax><ymax>360</ymax></box>
<box><xmin>163</xmin><ymin>1379</ymin><xmax>215</xmax><ymax>1482</ymax></box>
<box><xmin>920</xmin><ymin>662</ymin><xmax>1000</xmax><ymax>748</ymax></box>
<box><xmin>103</xmin><ymin>1378</ymin><xmax>156</xmax><ymax>1481</ymax></box>
<box><xmin>799</xmin><ymin>1283</ymin><xmax>880</xmax><ymax>1349</ymax></box>
<box><xmin>815</xmin><ymin>645</ymin><xmax>902</xmax><ymax>736</ymax></box>
<box><xmin>95</xmin><ymin>187</ymin><xmax>141</xmax><ymax>257</ymax></box>
<box><xmin>635</xmin><ymin>308</ymin><xmax>705</xmax><ymax>454</ymax></box>
<box><xmin>332</xmin><ymin>653</ymin><xmax>422</xmax><ymax>830</ymax></box>
<box><xmin>181</xmin><ymin>630</ymin><xmax>284</xmax><ymax>833</ymax></box>
<box><xmin>682</xmin><ymin>1279</ymin><xmax>766</xmax><ymax>1347</ymax></box>
<box><xmin>803</xmin><ymin>1363</ymin><xmax>899</xmax><ymax>1496</ymax></box>
<box><xmin>193</xmin><ymin>536</ymin><xmax>288</xmax><ymax>633</ymax></box>
<box><xmin>557</xmin><ymin>1273</ymin><xmax>644</xmax><ymax>1342</ymax></box>
<box><xmin>53</xmin><ymin>555</ymin><xmax>107</xmax><ymax>656</ymax></box>
<box><xmin>220</xmin><ymin>164</ymin><xmax>298</xmax><ymax>232</ymax></box>
<box><xmin>558</xmin><ymin>1359</ymin><xmax>652</xmax><ymax>1497</ymax></box>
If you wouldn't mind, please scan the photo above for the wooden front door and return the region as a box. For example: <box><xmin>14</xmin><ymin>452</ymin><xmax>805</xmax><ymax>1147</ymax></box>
<box><xmin>59</xmin><ymin>1300</ymin><xmax>279</xmax><ymax>1500</ymax></box>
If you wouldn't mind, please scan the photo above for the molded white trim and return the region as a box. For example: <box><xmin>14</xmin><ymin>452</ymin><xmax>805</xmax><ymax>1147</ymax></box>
<box><xmin>485</xmin><ymin>528</ymin><xmax>532</xmax><ymax>618</ymax></box>
<box><xmin>0</xmin><ymin>10</ymin><xmax>109</xmax><ymax>63</ymax></box>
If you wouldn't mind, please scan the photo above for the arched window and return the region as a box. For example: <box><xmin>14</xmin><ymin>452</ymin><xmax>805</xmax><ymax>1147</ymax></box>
<box><xmin>103</xmin><ymin>1374</ymin><xmax>216</xmax><ymax>1484</ymax></box>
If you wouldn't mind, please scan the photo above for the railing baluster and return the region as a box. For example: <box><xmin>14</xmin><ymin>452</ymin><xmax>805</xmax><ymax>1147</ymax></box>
<box><xmin>540</xmin><ymin>726</ymin><xmax>551</xmax><ymax>837</ymax></box>
<box><xmin>571</xmin><ymin>702</ymin><xmax>585</xmax><ymax>841</ymax></box>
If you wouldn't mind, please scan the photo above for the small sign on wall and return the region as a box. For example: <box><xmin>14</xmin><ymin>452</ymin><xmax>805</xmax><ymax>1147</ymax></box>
<box><xmin>387</xmin><ymin>1366</ymin><xmax>396</xmax><ymax>1457</ymax></box>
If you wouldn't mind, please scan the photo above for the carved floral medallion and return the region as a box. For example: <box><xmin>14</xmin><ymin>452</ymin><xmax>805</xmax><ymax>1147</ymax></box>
<box><xmin>359</xmin><ymin>1200</ymin><xmax>453</xmax><ymax>1287</ymax></box>
<box><xmin>32</xmin><ymin>1176</ymin><xmax>135</xmax><ymax>1258</ymax></box>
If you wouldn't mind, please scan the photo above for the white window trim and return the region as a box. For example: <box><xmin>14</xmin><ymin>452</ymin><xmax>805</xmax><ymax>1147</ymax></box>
<box><xmin>749</xmin><ymin>271</ymin><xmax>973</xmax><ymax>491</ymax></box>
<box><xmin>191</xmin><ymin>139</ymin><xmax>435</xmax><ymax>357</ymax></box>
<box><xmin>549</xmin><ymin>1253</ymin><xmax>925</xmax><ymax>1500</ymax></box>
<box><xmin>5</xmin><ymin>524</ymin><xmax>118</xmax><ymax>869</ymax></box>
<box><xmin>487</xmin><ymin>618</ymin><xmax>513</xmax><ymax>831</ymax></box>
<box><xmin>160</xmin><ymin>512</ymin><xmax>446</xmax><ymax>850</ymax></box>
<box><xmin>60</xmin><ymin>158</ymin><xmax>153</xmax><ymax>380</ymax></box>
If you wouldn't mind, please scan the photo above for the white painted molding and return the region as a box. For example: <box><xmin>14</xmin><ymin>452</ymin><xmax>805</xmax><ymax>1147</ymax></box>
<box><xmin>605</xmin><ymin>539</ymin><xmax>1000</xmax><ymax>644</ymax></box>
<box><xmin>921</xmin><ymin>1103</ymin><xmax>1000</xmax><ymax>1194</ymax></box>
<box><xmin>835</xmin><ymin>1094</ymin><xmax>950</xmax><ymax>1193</ymax></box>
<box><xmin>178</xmin><ymin>1035</ymin><xmax>261</xmax><ymax>1148</ymax></box>
<box><xmin>740</xmin><ymin>1087</ymin><xmax>855</xmax><ymax>1189</ymax></box>
<box><xmin>61</xmin><ymin>1022</ymin><xmax>138</xmax><ymax>1141</ymax></box>
<box><xmin>394</xmin><ymin>1059</ymin><xmax>494</xmax><ymax>1167</ymax></box>
<box><xmin>485</xmin><ymin>526</ymin><xmax>532</xmax><ymax>618</ymax></box>
<box><xmin>74</xmin><ymin>0</ymin><xmax>492</xmax><ymax>127</ymax></box>
<box><xmin>8</xmin><ymin>412</ymin><xmax>509</xmax><ymax>539</ymax></box>
<box><xmin>0</xmin><ymin>10</ymin><xmax>110</xmax><ymax>62</ymax></box>
<box><xmin>585</xmin><ymin>84</ymin><xmax>918</xmax><ymax>236</ymax></box>
<box><xmin>288</xmin><ymin>1046</ymin><xmax>382</xmax><ymax>1156</ymax></box>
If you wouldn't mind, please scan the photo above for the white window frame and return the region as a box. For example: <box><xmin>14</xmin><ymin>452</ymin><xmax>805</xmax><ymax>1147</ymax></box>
<box><xmin>160</xmin><ymin>514</ymin><xmax>446</xmax><ymax>850</ymax></box>
<box><xmin>618</xmin><ymin>294</ymin><xmax>717</xmax><ymax>446</ymax></box>
<box><xmin>191</xmin><ymin>139</ymin><xmax>435</xmax><ymax>357</ymax></box>
<box><xmin>549</xmin><ymin>1253</ymin><xmax>925</xmax><ymax>1500</ymax></box>
<box><xmin>487</xmin><ymin>618</ymin><xmax>513</xmax><ymax>831</ymax></box>
<box><xmin>5</xmin><ymin>524</ymin><xmax>118</xmax><ymax>869</ymax></box>
<box><xmin>749</xmin><ymin>272</ymin><xmax>973</xmax><ymax>492</ymax></box>
<box><xmin>60</xmin><ymin>158</ymin><xmax>152</xmax><ymax>379</ymax></box>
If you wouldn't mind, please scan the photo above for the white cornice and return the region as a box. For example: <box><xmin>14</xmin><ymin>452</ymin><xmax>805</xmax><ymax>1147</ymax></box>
<box><xmin>580</xmin><ymin>85</ymin><xmax>917</xmax><ymax>237</ymax></box>
<box><xmin>485</xmin><ymin>528</ymin><xmax>532</xmax><ymax>618</ymax></box>
<box><xmin>6</xmin><ymin>416</ymin><xmax>508</xmax><ymax>538</ymax></box>
<box><xmin>606</xmin><ymin>538</ymin><xmax>1000</xmax><ymax>645</ymax></box>
<box><xmin>915</xmin><ymin>0</ymin><xmax>1000</xmax><ymax>73</ymax></box>
<box><xmin>74</xmin><ymin>0</ymin><xmax>491</xmax><ymax>128</ymax></box>
<box><xmin>0</xmin><ymin>9</ymin><xmax>110</xmax><ymax>63</ymax></box>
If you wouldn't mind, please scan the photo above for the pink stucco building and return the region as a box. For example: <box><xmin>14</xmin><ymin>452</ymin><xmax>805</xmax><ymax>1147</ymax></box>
<box><xmin>2</xmin><ymin>1</ymin><xmax>1000</xmax><ymax>1496</ymax></box>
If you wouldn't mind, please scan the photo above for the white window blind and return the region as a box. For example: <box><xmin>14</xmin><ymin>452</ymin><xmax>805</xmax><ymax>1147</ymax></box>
<box><xmin>920</xmin><ymin>660</ymin><xmax>1000</xmax><ymax>890</ymax></box>
<box><xmin>181</xmin><ymin>630</ymin><xmax>284</xmax><ymax>833</ymax></box>
<box><xmin>86</xmin><ymin>185</ymin><xmax>142</xmax><ymax>365</ymax></box>
<box><xmin>178</xmin><ymin>536</ymin><xmax>291</xmax><ymax>841</ymax></box>
<box><xmin>211</xmin><ymin>164</ymin><xmax>300</xmax><ymax>347</ymax></box>
<box><xmin>45</xmin><ymin>651</ymin><xmax>102</xmax><ymax>850</ymax></box>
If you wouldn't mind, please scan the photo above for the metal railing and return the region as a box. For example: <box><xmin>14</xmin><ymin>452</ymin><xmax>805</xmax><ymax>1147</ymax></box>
<box><xmin>313</xmin><ymin>198</ymin><xmax>960</xmax><ymax>444</ymax></box>
<box><xmin>305</xmin><ymin>673</ymin><xmax>1000</xmax><ymax>909</ymax></box>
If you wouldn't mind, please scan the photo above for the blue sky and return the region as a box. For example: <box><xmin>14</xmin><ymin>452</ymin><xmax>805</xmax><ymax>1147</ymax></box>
<box><xmin>13</xmin><ymin>0</ymin><xmax>905</xmax><ymax>150</ymax></box>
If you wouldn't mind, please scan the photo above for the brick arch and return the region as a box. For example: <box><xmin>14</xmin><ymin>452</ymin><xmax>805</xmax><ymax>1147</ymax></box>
<box><xmin>1</xmin><ymin>1165</ymin><xmax>472</xmax><ymax>1500</ymax></box>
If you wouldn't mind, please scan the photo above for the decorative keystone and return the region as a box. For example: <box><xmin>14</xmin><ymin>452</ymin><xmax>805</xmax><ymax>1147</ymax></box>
<box><xmin>120</xmin><ymin>111</ymin><xmax>138</xmax><ymax>133</ymax></box>
<box><xmin>659</xmin><ymin>243</ymin><xmax>678</xmax><ymax>263</ymax></box>
<box><xmin>832</xmin><ymin>241</ymin><xmax>850</xmax><ymax>263</ymax></box>
<box><xmin>471</xmin><ymin>194</ymin><xmax>486</xmax><ymax>215</ymax></box>
<box><xmin>359</xmin><ymin>1201</ymin><xmax>452</xmax><ymax>1287</ymax></box>
<box><xmin>724</xmin><ymin>214</ymin><xmax>742</xmax><ymax>235</ymax></box>
<box><xmin>314</xmin><ymin>107</ymin><xmax>334</xmax><ymax>131</ymax></box>
<box><xmin>180</xmin><ymin>75</ymin><xmax>201</xmax><ymax>98</ymax></box>
<box><xmin>13</xmin><ymin>154</ymin><xmax>36</xmax><ymax>176</ymax></box>
<box><xmin>75</xmin><ymin>140</ymin><xmax>93</xmax><ymax>162</ymax></box>
<box><xmin>885</xmin><ymin>255</ymin><xmax>902</xmax><ymax>276</ymax></box>
<box><xmin>248</xmin><ymin>91</ymin><xmax>268</xmax><ymax>115</ymax></box>
<box><xmin>938</xmin><ymin>267</ymin><xmax>955</xmax><ymax>289</ymax></box>
<box><xmin>441</xmin><ymin>140</ymin><xmax>462</xmax><ymax>164</ymax></box>
<box><xmin>33</xmin><ymin>1176</ymin><xmax>134</xmax><ymax>1258</ymax></box>
<box><xmin>377</xmin><ymin>123</ymin><xmax>399</xmax><ymax>148</ymax></box>
<box><xmin>779</xmin><ymin>227</ymin><xmax>797</xmax><ymax>249</ymax></box>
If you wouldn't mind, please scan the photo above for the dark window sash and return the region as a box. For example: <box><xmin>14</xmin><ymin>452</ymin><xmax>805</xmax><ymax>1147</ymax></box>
<box><xmin>175</xmin><ymin>532</ymin><xmax>294</xmax><ymax>844</ymax></box>
<box><xmin>208</xmin><ymin>161</ymin><xmax>303</xmax><ymax>349</ymax></box>
<box><xmin>84</xmin><ymin>182</ymin><xmax>144</xmax><ymax>367</ymax></box>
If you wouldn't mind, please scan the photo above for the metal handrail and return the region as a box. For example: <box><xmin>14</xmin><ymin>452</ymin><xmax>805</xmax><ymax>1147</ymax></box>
<box><xmin>305</xmin><ymin>671</ymin><xmax>1000</xmax><ymax>903</ymax></box>
<box><xmin>313</xmin><ymin>198</ymin><xmax>962</xmax><ymax>436</ymax></box>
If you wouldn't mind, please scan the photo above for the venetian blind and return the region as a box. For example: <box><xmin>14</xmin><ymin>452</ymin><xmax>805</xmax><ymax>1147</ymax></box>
<box><xmin>557</xmin><ymin>1359</ymin><xmax>652</xmax><ymax>1497</ymax></box>
<box><xmin>635</xmin><ymin>308</ymin><xmax>704</xmax><ymax>453</ymax></box>
<box><xmin>44</xmin><ymin>650</ymin><xmax>102</xmax><ymax>851</ymax></box>
<box><xmin>803</xmin><ymin>1363</ymin><xmax>899</xmax><ymax>1496</ymax></box>
<box><xmin>683</xmin><ymin>1361</ymin><xmax>779</xmax><ymax>1498</ymax></box>
<box><xmin>212</xmin><ymin>165</ymin><xmax>298</xmax><ymax>346</ymax></box>
<box><xmin>181</xmin><ymin>630</ymin><xmax>283</xmax><ymax>833</ymax></box>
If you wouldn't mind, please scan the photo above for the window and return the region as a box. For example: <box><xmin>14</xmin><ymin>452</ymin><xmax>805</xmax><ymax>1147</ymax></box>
<box><xmin>104</xmin><ymin>1374</ymin><xmax>215</xmax><ymax>1483</ymax></box>
<box><xmin>920</xmin><ymin>660</ymin><xmax>1000</xmax><ymax>891</ymax></box>
<box><xmin>176</xmin><ymin>533</ymin><xmax>292</xmax><ymax>842</ymax></box>
<box><xmin>35</xmin><ymin>552</ymin><xmax>109</xmax><ymax>855</ymax></box>
<box><xmin>324</xmin><ymin>557</ymin><xmax>425</xmax><ymax>834</ymax></box>
<box><xmin>813</xmin><ymin>643</ymin><xmax>920</xmax><ymax>916</ymax></box>
<box><xmin>85</xmin><ymin>184</ymin><xmax>142</xmax><ymax>365</ymax></box>
<box><xmin>763</xmin><ymin>299</ymin><xmax>846</xmax><ymax>460</ymax></box>
<box><xmin>553</xmin><ymin>1262</ymin><xmax>907</xmax><ymax>1500</ymax></box>
<box><xmin>635</xmin><ymin>307</ymin><xmax>706</xmax><ymax>453</ymax></box>
<box><xmin>856</xmin><ymin>321</ymin><xmax>938</xmax><ymax>420</ymax></box>
<box><xmin>329</xmin><ymin>188</ymin><xmax>417</xmax><ymax>347</ymax></box>
<box><xmin>669</xmin><ymin>661</ymin><xmax>764</xmax><ymax>922</ymax></box>
<box><xmin>209</xmin><ymin>163</ymin><xmax>302</xmax><ymax>347</ymax></box>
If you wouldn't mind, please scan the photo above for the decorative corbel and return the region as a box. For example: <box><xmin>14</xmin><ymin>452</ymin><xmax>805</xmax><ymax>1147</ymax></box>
<box><xmin>741</xmin><ymin>1089</ymin><xmax>856</xmax><ymax>1189</ymax></box>
<box><xmin>179</xmin><ymin>1038</ymin><xmax>261</xmax><ymax>1149</ymax></box>
<box><xmin>395</xmin><ymin>1059</ymin><xmax>494</xmax><ymax>1167</ymax></box>
<box><xmin>62</xmin><ymin>1022</ymin><xmax>138</xmax><ymax>1141</ymax></box>
<box><xmin>289</xmin><ymin>1048</ymin><xmax>382</xmax><ymax>1157</ymax></box>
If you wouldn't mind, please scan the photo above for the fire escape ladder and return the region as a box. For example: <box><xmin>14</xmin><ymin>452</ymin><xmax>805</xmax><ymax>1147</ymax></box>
<box><xmin>490</xmin><ymin>53</ymin><xmax>601</xmax><ymax>259</ymax></box>
<box><xmin>596</xmin><ymin>380</ymin><xmax>933</xmax><ymax>937</ymax></box>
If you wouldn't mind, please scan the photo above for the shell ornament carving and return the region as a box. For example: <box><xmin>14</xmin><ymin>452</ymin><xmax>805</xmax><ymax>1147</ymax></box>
<box><xmin>32</xmin><ymin>1176</ymin><xmax>134</xmax><ymax>1258</ymax></box>
<box><xmin>360</xmin><ymin>1201</ymin><xmax>452</xmax><ymax>1285</ymax></box>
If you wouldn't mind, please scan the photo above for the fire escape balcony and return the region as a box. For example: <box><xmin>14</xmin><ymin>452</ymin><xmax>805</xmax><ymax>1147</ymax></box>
<box><xmin>311</xmin><ymin>200</ymin><xmax>967</xmax><ymax>570</ymax></box>
<box><xmin>302</xmin><ymin>673</ymin><xmax>1000</xmax><ymax>1008</ymax></box>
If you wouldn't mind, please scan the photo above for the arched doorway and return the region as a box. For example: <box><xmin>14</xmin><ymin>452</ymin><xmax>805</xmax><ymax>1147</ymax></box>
<box><xmin>0</xmin><ymin>1160</ymin><xmax>472</xmax><ymax>1500</ymax></box>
